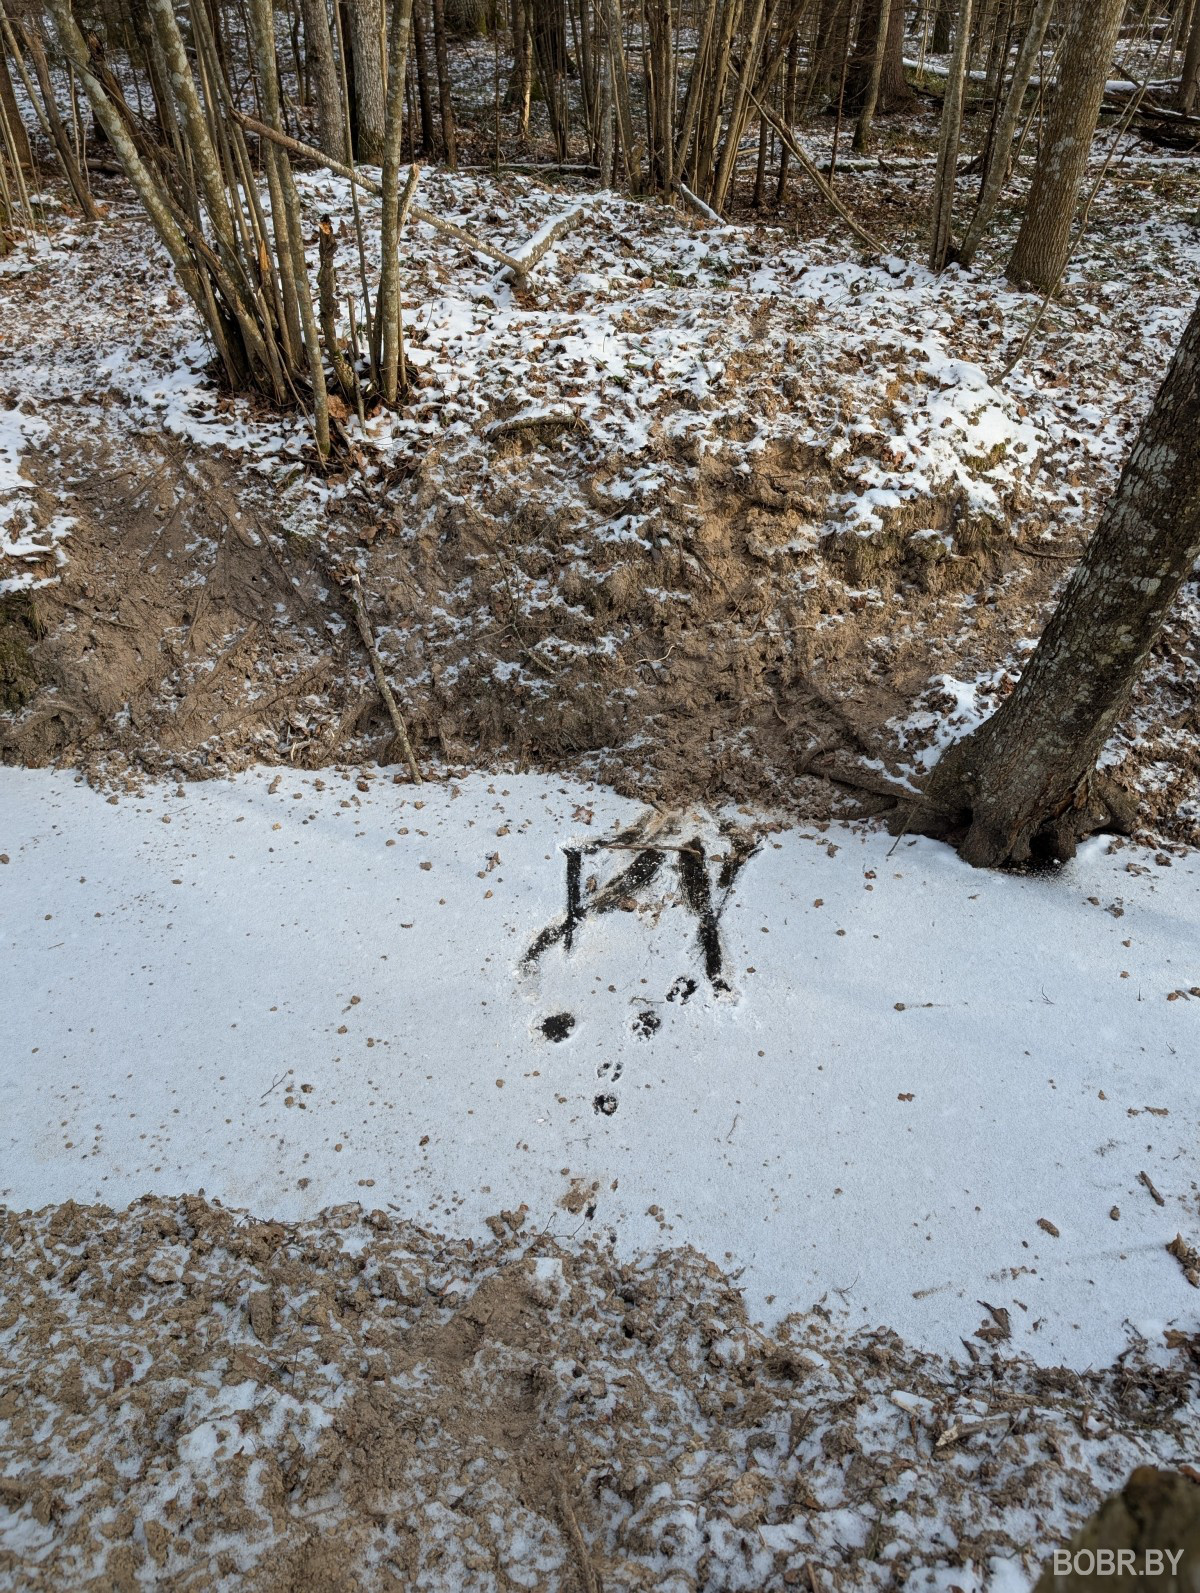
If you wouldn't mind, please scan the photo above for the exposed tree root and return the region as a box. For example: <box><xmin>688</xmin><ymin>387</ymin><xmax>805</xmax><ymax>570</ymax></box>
<box><xmin>896</xmin><ymin>738</ymin><xmax>1137</xmax><ymax>869</ymax></box>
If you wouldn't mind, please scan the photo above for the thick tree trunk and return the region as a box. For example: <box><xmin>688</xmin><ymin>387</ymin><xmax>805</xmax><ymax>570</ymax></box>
<box><xmin>852</xmin><ymin>0</ymin><xmax>892</xmax><ymax>150</ymax></box>
<box><xmin>430</xmin><ymin>0</ymin><xmax>458</xmax><ymax>168</ymax></box>
<box><xmin>846</xmin><ymin>0</ymin><xmax>914</xmax><ymax>118</ymax></box>
<box><xmin>299</xmin><ymin>0</ymin><xmax>348</xmax><ymax>160</ymax></box>
<box><xmin>879</xmin><ymin>0</ymin><xmax>914</xmax><ymax>111</ymax></box>
<box><xmin>347</xmin><ymin>0</ymin><xmax>385</xmax><ymax>160</ymax></box>
<box><xmin>914</xmin><ymin>295</ymin><xmax>1200</xmax><ymax>868</ymax></box>
<box><xmin>1006</xmin><ymin>0</ymin><xmax>1124</xmax><ymax>292</ymax></box>
<box><xmin>932</xmin><ymin>0</ymin><xmax>953</xmax><ymax>54</ymax></box>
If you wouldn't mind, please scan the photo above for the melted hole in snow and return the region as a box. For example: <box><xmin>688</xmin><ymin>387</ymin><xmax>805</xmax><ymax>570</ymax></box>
<box><xmin>540</xmin><ymin>1012</ymin><xmax>576</xmax><ymax>1042</ymax></box>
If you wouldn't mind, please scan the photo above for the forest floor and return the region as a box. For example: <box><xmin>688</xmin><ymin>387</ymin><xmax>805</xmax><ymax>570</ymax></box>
<box><xmin>2</xmin><ymin>69</ymin><xmax>1200</xmax><ymax>1593</ymax></box>
<box><xmin>3</xmin><ymin>106</ymin><xmax>1200</xmax><ymax>843</ymax></box>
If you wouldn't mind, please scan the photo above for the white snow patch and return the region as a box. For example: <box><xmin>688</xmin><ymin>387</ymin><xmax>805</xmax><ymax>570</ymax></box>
<box><xmin>2</xmin><ymin>767</ymin><xmax>1198</xmax><ymax>1370</ymax></box>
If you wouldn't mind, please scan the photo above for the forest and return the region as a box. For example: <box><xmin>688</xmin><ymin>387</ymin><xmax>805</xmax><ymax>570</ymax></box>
<box><xmin>1</xmin><ymin>0</ymin><xmax>1200</xmax><ymax>1587</ymax></box>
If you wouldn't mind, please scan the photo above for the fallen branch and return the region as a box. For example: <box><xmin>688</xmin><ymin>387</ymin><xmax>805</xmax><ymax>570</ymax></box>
<box><xmin>1138</xmin><ymin>1169</ymin><xmax>1166</xmax><ymax>1207</ymax></box>
<box><xmin>501</xmin><ymin>204</ymin><xmax>590</xmax><ymax>285</ymax></box>
<box><xmin>233</xmin><ymin>113</ymin><xmax>566</xmax><ymax>279</ymax></box>
<box><xmin>730</xmin><ymin>71</ymin><xmax>885</xmax><ymax>254</ymax></box>
<box><xmin>484</xmin><ymin>407</ymin><xmax>585</xmax><ymax>442</ymax></box>
<box><xmin>676</xmin><ymin>182</ymin><xmax>722</xmax><ymax>224</ymax></box>
<box><xmin>347</xmin><ymin>576</ymin><xmax>422</xmax><ymax>783</ymax></box>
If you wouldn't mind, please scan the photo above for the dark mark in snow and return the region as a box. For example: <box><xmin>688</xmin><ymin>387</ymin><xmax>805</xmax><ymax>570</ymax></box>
<box><xmin>593</xmin><ymin>1093</ymin><xmax>619</xmax><ymax>1116</ymax></box>
<box><xmin>564</xmin><ymin>847</ymin><xmax>582</xmax><ymax>951</ymax></box>
<box><xmin>667</xmin><ymin>975</ymin><xmax>697</xmax><ymax>1004</ymax></box>
<box><xmin>522</xmin><ymin>826</ymin><xmax>663</xmax><ymax>969</ymax></box>
<box><xmin>676</xmin><ymin>830</ymin><xmax>759</xmax><ymax>991</ymax></box>
<box><xmin>632</xmin><ymin>1008</ymin><xmax>661</xmax><ymax>1037</ymax></box>
<box><xmin>523</xmin><ymin>819</ymin><xmax>759</xmax><ymax>990</ymax></box>
<box><xmin>541</xmin><ymin>1012</ymin><xmax>576</xmax><ymax>1042</ymax></box>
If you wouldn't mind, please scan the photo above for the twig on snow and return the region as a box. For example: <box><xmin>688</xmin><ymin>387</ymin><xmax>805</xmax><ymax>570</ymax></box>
<box><xmin>1138</xmin><ymin>1169</ymin><xmax>1166</xmax><ymax>1207</ymax></box>
<box><xmin>346</xmin><ymin>576</ymin><xmax>423</xmax><ymax>783</ymax></box>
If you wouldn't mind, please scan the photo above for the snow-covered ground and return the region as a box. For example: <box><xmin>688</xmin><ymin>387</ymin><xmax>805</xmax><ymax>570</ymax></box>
<box><xmin>3</xmin><ymin>766</ymin><xmax>1198</xmax><ymax>1369</ymax></box>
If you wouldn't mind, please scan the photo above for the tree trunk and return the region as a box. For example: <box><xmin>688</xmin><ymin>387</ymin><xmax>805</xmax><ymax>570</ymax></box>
<box><xmin>299</xmin><ymin>0</ymin><xmax>348</xmax><ymax>160</ymax></box>
<box><xmin>376</xmin><ymin>0</ymin><xmax>416</xmax><ymax>403</ymax></box>
<box><xmin>914</xmin><ymin>294</ymin><xmax>1200</xmax><ymax>868</ymax></box>
<box><xmin>879</xmin><ymin>0</ymin><xmax>914</xmax><ymax>110</ymax></box>
<box><xmin>927</xmin><ymin>0</ymin><xmax>972</xmax><ymax>270</ymax></box>
<box><xmin>1180</xmin><ymin>0</ymin><xmax>1200</xmax><ymax>114</ymax></box>
<box><xmin>932</xmin><ymin>0</ymin><xmax>952</xmax><ymax>54</ymax></box>
<box><xmin>802</xmin><ymin>0</ymin><xmax>850</xmax><ymax>113</ymax></box>
<box><xmin>852</xmin><ymin>0</ymin><xmax>892</xmax><ymax>150</ymax></box>
<box><xmin>347</xmin><ymin>0</ymin><xmax>386</xmax><ymax>160</ymax></box>
<box><xmin>411</xmin><ymin>0</ymin><xmax>438</xmax><ymax>153</ymax></box>
<box><xmin>19</xmin><ymin>19</ymin><xmax>102</xmax><ymax>220</ymax></box>
<box><xmin>847</xmin><ymin>0</ymin><xmax>913</xmax><ymax>118</ymax></box>
<box><xmin>955</xmin><ymin>0</ymin><xmax>1054</xmax><ymax>267</ymax></box>
<box><xmin>430</xmin><ymin>0</ymin><xmax>458</xmax><ymax>168</ymax></box>
<box><xmin>0</xmin><ymin>38</ymin><xmax>33</xmax><ymax>173</ymax></box>
<box><xmin>1006</xmin><ymin>0</ymin><xmax>1124</xmax><ymax>293</ymax></box>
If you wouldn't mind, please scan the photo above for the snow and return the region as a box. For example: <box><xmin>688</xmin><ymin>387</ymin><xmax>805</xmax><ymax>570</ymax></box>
<box><xmin>2</xmin><ymin>766</ymin><xmax>1197</xmax><ymax>1370</ymax></box>
<box><xmin>0</xmin><ymin>405</ymin><xmax>74</xmax><ymax>596</ymax></box>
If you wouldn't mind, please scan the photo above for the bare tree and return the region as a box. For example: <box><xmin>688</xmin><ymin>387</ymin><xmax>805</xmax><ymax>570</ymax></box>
<box><xmin>0</xmin><ymin>30</ymin><xmax>32</xmax><ymax>174</ymax></box>
<box><xmin>927</xmin><ymin>0</ymin><xmax>972</xmax><ymax>270</ymax></box>
<box><xmin>914</xmin><ymin>295</ymin><xmax>1200</xmax><ymax>868</ymax></box>
<box><xmin>955</xmin><ymin>0</ymin><xmax>1054</xmax><ymax>268</ymax></box>
<box><xmin>1006</xmin><ymin>0</ymin><xmax>1125</xmax><ymax>292</ymax></box>
<box><xmin>299</xmin><ymin>0</ymin><xmax>349</xmax><ymax>160</ymax></box>
<box><xmin>346</xmin><ymin>0</ymin><xmax>386</xmax><ymax>161</ymax></box>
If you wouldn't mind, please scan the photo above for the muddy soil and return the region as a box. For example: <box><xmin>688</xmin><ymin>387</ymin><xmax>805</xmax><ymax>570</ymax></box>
<box><xmin>0</xmin><ymin>409</ymin><xmax>1075</xmax><ymax>820</ymax></box>
<box><xmin>2</xmin><ymin>1194</ymin><xmax>1198</xmax><ymax>1592</ymax></box>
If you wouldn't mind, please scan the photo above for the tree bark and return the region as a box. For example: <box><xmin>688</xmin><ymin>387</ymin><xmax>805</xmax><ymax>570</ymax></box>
<box><xmin>879</xmin><ymin>0</ymin><xmax>914</xmax><ymax>111</ymax></box>
<box><xmin>932</xmin><ymin>0</ymin><xmax>952</xmax><ymax>54</ymax></box>
<box><xmin>45</xmin><ymin>0</ymin><xmax>204</xmax><ymax>305</ymax></box>
<box><xmin>847</xmin><ymin>0</ymin><xmax>914</xmax><ymax>117</ymax></box>
<box><xmin>430</xmin><ymin>0</ymin><xmax>458</xmax><ymax>168</ymax></box>
<box><xmin>376</xmin><ymin>0</ymin><xmax>416</xmax><ymax>403</ymax></box>
<box><xmin>411</xmin><ymin>0</ymin><xmax>438</xmax><ymax>153</ymax></box>
<box><xmin>927</xmin><ymin>0</ymin><xmax>972</xmax><ymax>270</ymax></box>
<box><xmin>914</xmin><ymin>294</ymin><xmax>1200</xmax><ymax>868</ymax></box>
<box><xmin>955</xmin><ymin>0</ymin><xmax>1054</xmax><ymax>267</ymax></box>
<box><xmin>1180</xmin><ymin>0</ymin><xmax>1200</xmax><ymax>114</ymax></box>
<box><xmin>852</xmin><ymin>0</ymin><xmax>892</xmax><ymax>151</ymax></box>
<box><xmin>347</xmin><ymin>0</ymin><xmax>386</xmax><ymax>160</ymax></box>
<box><xmin>299</xmin><ymin>0</ymin><xmax>348</xmax><ymax>160</ymax></box>
<box><xmin>16</xmin><ymin>19</ymin><xmax>101</xmax><ymax>219</ymax></box>
<box><xmin>0</xmin><ymin>35</ymin><xmax>33</xmax><ymax>173</ymax></box>
<box><xmin>147</xmin><ymin>0</ymin><xmax>238</xmax><ymax>257</ymax></box>
<box><xmin>1006</xmin><ymin>0</ymin><xmax>1124</xmax><ymax>292</ymax></box>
